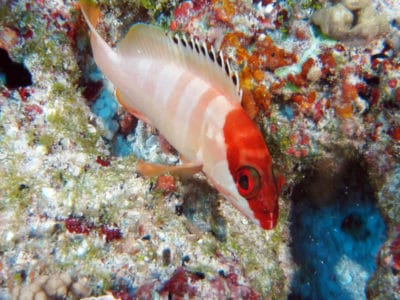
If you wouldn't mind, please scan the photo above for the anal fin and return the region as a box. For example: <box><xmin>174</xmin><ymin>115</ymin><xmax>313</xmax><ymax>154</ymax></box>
<box><xmin>136</xmin><ymin>160</ymin><xmax>202</xmax><ymax>178</ymax></box>
<box><xmin>116</xmin><ymin>88</ymin><xmax>152</xmax><ymax>125</ymax></box>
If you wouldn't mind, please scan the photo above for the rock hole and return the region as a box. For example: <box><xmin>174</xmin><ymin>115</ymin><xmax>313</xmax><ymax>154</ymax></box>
<box><xmin>288</xmin><ymin>158</ymin><xmax>386</xmax><ymax>299</ymax></box>
<box><xmin>0</xmin><ymin>48</ymin><xmax>32</xmax><ymax>89</ymax></box>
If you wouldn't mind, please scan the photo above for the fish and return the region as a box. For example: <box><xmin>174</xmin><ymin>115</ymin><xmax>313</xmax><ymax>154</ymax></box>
<box><xmin>79</xmin><ymin>0</ymin><xmax>283</xmax><ymax>230</ymax></box>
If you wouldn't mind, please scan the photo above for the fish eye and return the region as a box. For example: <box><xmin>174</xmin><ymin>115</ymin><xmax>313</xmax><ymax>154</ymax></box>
<box><xmin>235</xmin><ymin>166</ymin><xmax>261</xmax><ymax>199</ymax></box>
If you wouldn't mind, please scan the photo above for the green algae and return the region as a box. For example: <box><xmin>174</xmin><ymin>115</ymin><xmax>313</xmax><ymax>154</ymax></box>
<box><xmin>47</xmin><ymin>82</ymin><xmax>103</xmax><ymax>155</ymax></box>
<box><xmin>224</xmin><ymin>231</ymin><xmax>287</xmax><ymax>298</ymax></box>
<box><xmin>38</xmin><ymin>133</ymin><xmax>56</xmax><ymax>152</ymax></box>
<box><xmin>284</xmin><ymin>82</ymin><xmax>302</xmax><ymax>93</ymax></box>
<box><xmin>181</xmin><ymin>228</ymin><xmax>287</xmax><ymax>298</ymax></box>
<box><xmin>301</xmin><ymin>0</ymin><xmax>322</xmax><ymax>11</ymax></box>
<box><xmin>140</xmin><ymin>0</ymin><xmax>158</xmax><ymax>10</ymax></box>
<box><xmin>0</xmin><ymin>170</ymin><xmax>31</xmax><ymax>211</ymax></box>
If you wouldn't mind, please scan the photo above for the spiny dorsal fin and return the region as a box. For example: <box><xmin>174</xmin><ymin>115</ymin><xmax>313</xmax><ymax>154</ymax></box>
<box><xmin>171</xmin><ymin>33</ymin><xmax>241</xmax><ymax>97</ymax></box>
<box><xmin>117</xmin><ymin>24</ymin><xmax>241</xmax><ymax>103</ymax></box>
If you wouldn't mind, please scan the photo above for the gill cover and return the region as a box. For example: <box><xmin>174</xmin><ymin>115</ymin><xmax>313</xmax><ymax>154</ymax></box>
<box><xmin>224</xmin><ymin>108</ymin><xmax>282</xmax><ymax>229</ymax></box>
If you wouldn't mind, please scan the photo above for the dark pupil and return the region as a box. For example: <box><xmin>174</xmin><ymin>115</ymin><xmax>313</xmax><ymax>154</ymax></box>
<box><xmin>239</xmin><ymin>174</ymin><xmax>249</xmax><ymax>190</ymax></box>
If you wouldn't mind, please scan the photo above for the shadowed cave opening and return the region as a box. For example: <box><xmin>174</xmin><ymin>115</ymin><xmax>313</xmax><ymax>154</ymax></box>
<box><xmin>0</xmin><ymin>48</ymin><xmax>32</xmax><ymax>89</ymax></box>
<box><xmin>288</xmin><ymin>159</ymin><xmax>386</xmax><ymax>300</ymax></box>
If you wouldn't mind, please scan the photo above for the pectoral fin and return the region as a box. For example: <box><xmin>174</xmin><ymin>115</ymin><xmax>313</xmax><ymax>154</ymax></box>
<box><xmin>136</xmin><ymin>160</ymin><xmax>202</xmax><ymax>178</ymax></box>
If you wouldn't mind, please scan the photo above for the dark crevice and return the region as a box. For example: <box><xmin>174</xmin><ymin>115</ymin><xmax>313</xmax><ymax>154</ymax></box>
<box><xmin>0</xmin><ymin>48</ymin><xmax>32</xmax><ymax>89</ymax></box>
<box><xmin>289</xmin><ymin>158</ymin><xmax>386</xmax><ymax>300</ymax></box>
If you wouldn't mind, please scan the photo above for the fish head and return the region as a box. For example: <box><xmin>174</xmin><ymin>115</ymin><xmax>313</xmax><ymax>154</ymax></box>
<box><xmin>223</xmin><ymin>108</ymin><xmax>283</xmax><ymax>230</ymax></box>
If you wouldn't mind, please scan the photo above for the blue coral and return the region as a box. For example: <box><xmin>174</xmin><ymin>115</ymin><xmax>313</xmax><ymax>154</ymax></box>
<box><xmin>92</xmin><ymin>89</ymin><xmax>119</xmax><ymax>137</ymax></box>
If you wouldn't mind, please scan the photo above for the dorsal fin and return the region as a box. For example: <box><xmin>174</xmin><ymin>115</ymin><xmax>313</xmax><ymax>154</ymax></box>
<box><xmin>118</xmin><ymin>24</ymin><xmax>241</xmax><ymax>103</ymax></box>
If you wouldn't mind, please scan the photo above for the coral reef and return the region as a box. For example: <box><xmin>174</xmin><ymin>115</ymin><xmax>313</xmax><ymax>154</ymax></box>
<box><xmin>0</xmin><ymin>0</ymin><xmax>399</xmax><ymax>299</ymax></box>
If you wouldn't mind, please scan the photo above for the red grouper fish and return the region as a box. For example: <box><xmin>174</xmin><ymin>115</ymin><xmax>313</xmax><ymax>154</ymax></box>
<box><xmin>79</xmin><ymin>0</ymin><xmax>283</xmax><ymax>230</ymax></box>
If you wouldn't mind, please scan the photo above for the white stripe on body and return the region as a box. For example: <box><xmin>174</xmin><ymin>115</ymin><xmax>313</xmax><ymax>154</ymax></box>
<box><xmin>169</xmin><ymin>77</ymin><xmax>209</xmax><ymax>160</ymax></box>
<box><xmin>112</xmin><ymin>58</ymin><xmax>220</xmax><ymax>163</ymax></box>
<box><xmin>199</xmin><ymin>96</ymin><xmax>235</xmax><ymax>184</ymax></box>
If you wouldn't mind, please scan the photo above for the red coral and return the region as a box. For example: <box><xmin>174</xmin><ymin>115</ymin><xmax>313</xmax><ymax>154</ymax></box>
<box><xmin>368</xmin><ymin>122</ymin><xmax>383</xmax><ymax>142</ymax></box>
<box><xmin>396</xmin><ymin>88</ymin><xmax>400</xmax><ymax>103</ymax></box>
<box><xmin>274</xmin><ymin>8</ymin><xmax>289</xmax><ymax>29</ymax></box>
<box><xmin>290</xmin><ymin>91</ymin><xmax>316</xmax><ymax>114</ymax></box>
<box><xmin>390</xmin><ymin>230</ymin><xmax>400</xmax><ymax>272</ymax></box>
<box><xmin>318</xmin><ymin>52</ymin><xmax>335</xmax><ymax>77</ymax></box>
<box><xmin>100</xmin><ymin>225</ymin><xmax>122</xmax><ymax>242</ymax></box>
<box><xmin>396</xmin><ymin>254</ymin><xmax>400</xmax><ymax>271</ymax></box>
<box><xmin>369</xmin><ymin>88</ymin><xmax>380</xmax><ymax>106</ymax></box>
<box><xmin>342</xmin><ymin>82</ymin><xmax>358</xmax><ymax>103</ymax></box>
<box><xmin>192</xmin><ymin>0</ymin><xmax>210</xmax><ymax>10</ymax></box>
<box><xmin>155</xmin><ymin>175</ymin><xmax>177</xmax><ymax>194</ymax></box>
<box><xmin>334</xmin><ymin>44</ymin><xmax>346</xmax><ymax>52</ymax></box>
<box><xmin>390</xmin><ymin>235</ymin><xmax>400</xmax><ymax>253</ymax></box>
<box><xmin>388</xmin><ymin>78</ymin><xmax>397</xmax><ymax>89</ymax></box>
<box><xmin>82</xmin><ymin>80</ymin><xmax>103</xmax><ymax>102</ymax></box>
<box><xmin>252</xmin><ymin>85</ymin><xmax>271</xmax><ymax>112</ymax></box>
<box><xmin>335</xmin><ymin>103</ymin><xmax>353</xmax><ymax>119</ymax></box>
<box><xmin>65</xmin><ymin>217</ymin><xmax>93</xmax><ymax>235</ymax></box>
<box><xmin>112</xmin><ymin>289</ymin><xmax>132</xmax><ymax>300</ymax></box>
<box><xmin>18</xmin><ymin>87</ymin><xmax>31</xmax><ymax>102</ymax></box>
<box><xmin>135</xmin><ymin>280</ymin><xmax>158</xmax><ymax>299</ymax></box>
<box><xmin>388</xmin><ymin>127</ymin><xmax>400</xmax><ymax>141</ymax></box>
<box><xmin>301</xmin><ymin>58</ymin><xmax>315</xmax><ymax>78</ymax></box>
<box><xmin>210</xmin><ymin>271</ymin><xmax>259</xmax><ymax>299</ymax></box>
<box><xmin>250</xmin><ymin>36</ymin><xmax>297</xmax><ymax>71</ymax></box>
<box><xmin>241</xmin><ymin>88</ymin><xmax>259</xmax><ymax>119</ymax></box>
<box><xmin>221</xmin><ymin>32</ymin><xmax>251</xmax><ymax>65</ymax></box>
<box><xmin>313</xmin><ymin>100</ymin><xmax>324</xmax><ymax>123</ymax></box>
<box><xmin>119</xmin><ymin>112</ymin><xmax>138</xmax><ymax>136</ymax></box>
<box><xmin>170</xmin><ymin>1</ymin><xmax>194</xmax><ymax>30</ymax></box>
<box><xmin>24</xmin><ymin>103</ymin><xmax>42</xmax><ymax>121</ymax></box>
<box><xmin>286</xmin><ymin>147</ymin><xmax>308</xmax><ymax>158</ymax></box>
<box><xmin>96</xmin><ymin>156</ymin><xmax>111</xmax><ymax>167</ymax></box>
<box><xmin>159</xmin><ymin>267</ymin><xmax>197</xmax><ymax>299</ymax></box>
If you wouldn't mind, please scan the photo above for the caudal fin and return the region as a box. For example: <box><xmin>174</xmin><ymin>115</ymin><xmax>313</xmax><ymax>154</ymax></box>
<box><xmin>79</xmin><ymin>0</ymin><xmax>100</xmax><ymax>32</ymax></box>
<box><xmin>78</xmin><ymin>0</ymin><xmax>119</xmax><ymax>83</ymax></box>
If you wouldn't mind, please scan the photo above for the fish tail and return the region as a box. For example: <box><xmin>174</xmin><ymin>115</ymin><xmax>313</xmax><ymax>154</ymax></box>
<box><xmin>79</xmin><ymin>0</ymin><xmax>119</xmax><ymax>80</ymax></box>
<box><xmin>79</xmin><ymin>0</ymin><xmax>100</xmax><ymax>31</ymax></box>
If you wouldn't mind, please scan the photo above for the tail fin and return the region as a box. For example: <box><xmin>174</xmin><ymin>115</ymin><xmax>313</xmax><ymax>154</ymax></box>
<box><xmin>79</xmin><ymin>0</ymin><xmax>119</xmax><ymax>82</ymax></box>
<box><xmin>79</xmin><ymin>0</ymin><xmax>100</xmax><ymax>32</ymax></box>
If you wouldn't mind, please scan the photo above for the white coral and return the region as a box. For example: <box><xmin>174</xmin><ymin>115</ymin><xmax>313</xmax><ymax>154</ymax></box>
<box><xmin>311</xmin><ymin>0</ymin><xmax>389</xmax><ymax>42</ymax></box>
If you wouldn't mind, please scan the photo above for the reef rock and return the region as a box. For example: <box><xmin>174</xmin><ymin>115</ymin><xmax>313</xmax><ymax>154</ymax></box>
<box><xmin>312</xmin><ymin>0</ymin><xmax>389</xmax><ymax>42</ymax></box>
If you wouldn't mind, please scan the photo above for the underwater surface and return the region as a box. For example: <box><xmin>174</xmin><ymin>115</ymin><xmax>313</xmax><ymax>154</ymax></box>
<box><xmin>0</xmin><ymin>0</ymin><xmax>399</xmax><ymax>299</ymax></box>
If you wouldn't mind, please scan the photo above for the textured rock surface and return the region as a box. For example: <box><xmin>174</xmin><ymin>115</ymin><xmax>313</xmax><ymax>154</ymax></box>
<box><xmin>312</xmin><ymin>0</ymin><xmax>389</xmax><ymax>43</ymax></box>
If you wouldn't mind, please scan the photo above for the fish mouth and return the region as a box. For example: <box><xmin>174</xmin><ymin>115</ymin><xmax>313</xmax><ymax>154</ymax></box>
<box><xmin>261</xmin><ymin>211</ymin><xmax>278</xmax><ymax>230</ymax></box>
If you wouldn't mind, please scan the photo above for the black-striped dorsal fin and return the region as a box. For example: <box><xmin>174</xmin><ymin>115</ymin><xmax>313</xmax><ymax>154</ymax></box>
<box><xmin>170</xmin><ymin>32</ymin><xmax>241</xmax><ymax>99</ymax></box>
